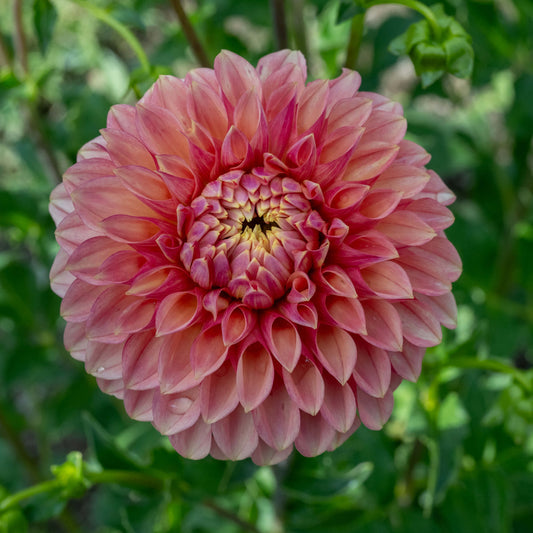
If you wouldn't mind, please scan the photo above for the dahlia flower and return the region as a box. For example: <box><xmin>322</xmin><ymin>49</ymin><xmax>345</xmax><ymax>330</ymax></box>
<box><xmin>50</xmin><ymin>50</ymin><xmax>461</xmax><ymax>464</ymax></box>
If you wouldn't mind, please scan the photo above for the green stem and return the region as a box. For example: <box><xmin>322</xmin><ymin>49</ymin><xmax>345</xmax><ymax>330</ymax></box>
<box><xmin>345</xmin><ymin>13</ymin><xmax>366</xmax><ymax>70</ymax></box>
<box><xmin>70</xmin><ymin>0</ymin><xmax>151</xmax><ymax>74</ymax></box>
<box><xmin>444</xmin><ymin>357</ymin><xmax>531</xmax><ymax>391</ymax></box>
<box><xmin>169</xmin><ymin>0</ymin><xmax>210</xmax><ymax>67</ymax></box>
<box><xmin>270</xmin><ymin>0</ymin><xmax>289</xmax><ymax>50</ymax></box>
<box><xmin>88</xmin><ymin>470</ymin><xmax>166</xmax><ymax>490</ymax></box>
<box><xmin>291</xmin><ymin>0</ymin><xmax>309</xmax><ymax>60</ymax></box>
<box><xmin>0</xmin><ymin>479</ymin><xmax>61</xmax><ymax>514</ymax></box>
<box><xmin>363</xmin><ymin>0</ymin><xmax>442</xmax><ymax>40</ymax></box>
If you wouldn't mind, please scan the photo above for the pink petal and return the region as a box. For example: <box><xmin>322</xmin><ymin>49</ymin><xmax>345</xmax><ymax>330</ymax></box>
<box><xmin>135</xmin><ymin>104</ymin><xmax>190</xmax><ymax>158</ymax></box>
<box><xmin>214</xmin><ymin>50</ymin><xmax>261</xmax><ymax>107</ymax></box>
<box><xmin>123</xmin><ymin>388</ymin><xmax>154</xmax><ymax>422</ymax></box>
<box><xmin>122</xmin><ymin>330</ymin><xmax>161</xmax><ymax>390</ymax></box>
<box><xmin>361</xmin><ymin>299</ymin><xmax>403</xmax><ymax>352</ymax></box>
<box><xmin>236</xmin><ymin>341</ymin><xmax>274</xmax><ymax>412</ymax></box>
<box><xmin>295</xmin><ymin>413</ymin><xmax>336</xmax><ymax>457</ymax></box>
<box><xmin>314</xmin><ymin>324</ymin><xmax>357</xmax><ymax>385</ymax></box>
<box><xmin>155</xmin><ymin>290</ymin><xmax>202</xmax><ymax>336</ymax></box>
<box><xmin>261</xmin><ymin>312</ymin><xmax>302</xmax><ymax>371</ymax></box>
<box><xmin>190</xmin><ymin>323</ymin><xmax>228</xmax><ymax>379</ymax></box>
<box><xmin>169</xmin><ymin>417</ymin><xmax>212</xmax><ymax>460</ymax></box>
<box><xmin>283</xmin><ymin>358</ymin><xmax>325</xmax><ymax>415</ymax></box>
<box><xmin>64</xmin><ymin>321</ymin><xmax>87</xmax><ymax>361</ymax></box>
<box><xmin>359</xmin><ymin>261</ymin><xmax>413</xmax><ymax>299</ymax></box>
<box><xmin>395</xmin><ymin>299</ymin><xmax>442</xmax><ymax>347</ymax></box>
<box><xmin>158</xmin><ymin>326</ymin><xmax>203</xmax><ymax>394</ymax></box>
<box><xmin>251</xmin><ymin>439</ymin><xmax>293</xmax><ymax>466</ymax></box>
<box><xmin>357</xmin><ymin>388</ymin><xmax>394</xmax><ymax>430</ymax></box>
<box><xmin>415</xmin><ymin>291</ymin><xmax>458</xmax><ymax>329</ymax></box>
<box><xmin>321</xmin><ymin>294</ymin><xmax>366</xmax><ymax>335</ymax></box>
<box><xmin>320</xmin><ymin>374</ymin><xmax>357</xmax><ymax>432</ymax></box>
<box><xmin>85</xmin><ymin>341</ymin><xmax>122</xmax><ymax>379</ymax></box>
<box><xmin>200</xmin><ymin>361</ymin><xmax>239</xmax><ymax>423</ymax></box>
<box><xmin>221</xmin><ymin>303</ymin><xmax>256</xmax><ymax>345</ymax></box>
<box><xmin>60</xmin><ymin>279</ymin><xmax>107</xmax><ymax>322</ymax></box>
<box><xmin>152</xmin><ymin>387</ymin><xmax>201</xmax><ymax>435</ymax></box>
<box><xmin>389</xmin><ymin>341</ymin><xmax>426</xmax><ymax>382</ymax></box>
<box><xmin>376</xmin><ymin>210</ymin><xmax>436</xmax><ymax>246</ymax></box>
<box><xmin>100</xmin><ymin>128</ymin><xmax>156</xmax><ymax>169</ymax></box>
<box><xmin>188</xmin><ymin>81</ymin><xmax>228</xmax><ymax>140</ymax></box>
<box><xmin>352</xmin><ymin>343</ymin><xmax>391</xmax><ymax>398</ymax></box>
<box><xmin>253</xmin><ymin>381</ymin><xmax>300</xmax><ymax>451</ymax></box>
<box><xmin>212</xmin><ymin>406</ymin><xmax>259</xmax><ymax>460</ymax></box>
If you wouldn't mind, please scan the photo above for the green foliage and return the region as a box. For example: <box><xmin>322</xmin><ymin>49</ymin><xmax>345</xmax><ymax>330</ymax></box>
<box><xmin>0</xmin><ymin>0</ymin><xmax>532</xmax><ymax>532</ymax></box>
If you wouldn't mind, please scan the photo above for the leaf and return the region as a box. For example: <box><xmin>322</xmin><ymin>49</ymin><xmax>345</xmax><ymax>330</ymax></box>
<box><xmin>33</xmin><ymin>0</ymin><xmax>58</xmax><ymax>54</ymax></box>
<box><xmin>82</xmin><ymin>412</ymin><xmax>146</xmax><ymax>472</ymax></box>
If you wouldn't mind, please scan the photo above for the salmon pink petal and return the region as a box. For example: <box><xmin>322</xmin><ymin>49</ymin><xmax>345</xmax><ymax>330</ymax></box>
<box><xmin>236</xmin><ymin>341</ymin><xmax>274</xmax><ymax>412</ymax></box>
<box><xmin>200</xmin><ymin>361</ymin><xmax>239</xmax><ymax>423</ymax></box>
<box><xmin>353</xmin><ymin>343</ymin><xmax>391</xmax><ymax>398</ymax></box>
<box><xmin>50</xmin><ymin>49</ymin><xmax>460</xmax><ymax>464</ymax></box>
<box><xmin>283</xmin><ymin>358</ymin><xmax>325</xmax><ymax>415</ymax></box>
<box><xmin>158</xmin><ymin>327</ymin><xmax>203</xmax><ymax>394</ymax></box>
<box><xmin>124</xmin><ymin>389</ymin><xmax>154</xmax><ymax>422</ymax></box>
<box><xmin>153</xmin><ymin>387</ymin><xmax>201</xmax><ymax>434</ymax></box>
<box><xmin>215</xmin><ymin>50</ymin><xmax>261</xmax><ymax>107</ymax></box>
<box><xmin>261</xmin><ymin>312</ymin><xmax>302</xmax><ymax>371</ymax></box>
<box><xmin>253</xmin><ymin>381</ymin><xmax>300</xmax><ymax>451</ymax></box>
<box><xmin>320</xmin><ymin>374</ymin><xmax>357</xmax><ymax>432</ymax></box>
<box><xmin>251</xmin><ymin>439</ymin><xmax>293</xmax><ymax>466</ymax></box>
<box><xmin>357</xmin><ymin>388</ymin><xmax>394</xmax><ymax>430</ymax></box>
<box><xmin>122</xmin><ymin>330</ymin><xmax>161</xmax><ymax>390</ymax></box>
<box><xmin>212</xmin><ymin>406</ymin><xmax>259</xmax><ymax>460</ymax></box>
<box><xmin>314</xmin><ymin>324</ymin><xmax>357</xmax><ymax>384</ymax></box>
<box><xmin>169</xmin><ymin>417</ymin><xmax>212</xmax><ymax>460</ymax></box>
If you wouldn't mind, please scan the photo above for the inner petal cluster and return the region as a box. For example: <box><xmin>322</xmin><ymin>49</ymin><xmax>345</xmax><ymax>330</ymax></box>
<box><xmin>181</xmin><ymin>168</ymin><xmax>323</xmax><ymax>309</ymax></box>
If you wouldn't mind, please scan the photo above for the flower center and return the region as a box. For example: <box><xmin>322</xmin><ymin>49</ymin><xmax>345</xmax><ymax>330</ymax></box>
<box><xmin>180</xmin><ymin>168</ymin><xmax>327</xmax><ymax>309</ymax></box>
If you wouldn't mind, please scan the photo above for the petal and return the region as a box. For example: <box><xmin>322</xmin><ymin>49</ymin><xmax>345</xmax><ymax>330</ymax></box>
<box><xmin>158</xmin><ymin>325</ymin><xmax>203</xmax><ymax>394</ymax></box>
<box><xmin>200</xmin><ymin>361</ymin><xmax>239</xmax><ymax>423</ymax></box>
<box><xmin>295</xmin><ymin>413</ymin><xmax>336</xmax><ymax>457</ymax></box>
<box><xmin>361</xmin><ymin>299</ymin><xmax>403</xmax><ymax>352</ymax></box>
<box><xmin>395</xmin><ymin>299</ymin><xmax>442</xmax><ymax>347</ymax></box>
<box><xmin>357</xmin><ymin>388</ymin><xmax>394</xmax><ymax>430</ymax></box>
<box><xmin>152</xmin><ymin>387</ymin><xmax>201</xmax><ymax>435</ymax></box>
<box><xmin>169</xmin><ymin>417</ymin><xmax>212</xmax><ymax>460</ymax></box>
<box><xmin>253</xmin><ymin>381</ymin><xmax>300</xmax><ymax>451</ymax></box>
<box><xmin>359</xmin><ymin>261</ymin><xmax>413</xmax><ymax>299</ymax></box>
<box><xmin>212</xmin><ymin>406</ymin><xmax>259</xmax><ymax>461</ymax></box>
<box><xmin>389</xmin><ymin>341</ymin><xmax>426</xmax><ymax>382</ymax></box>
<box><xmin>314</xmin><ymin>325</ymin><xmax>357</xmax><ymax>385</ymax></box>
<box><xmin>251</xmin><ymin>439</ymin><xmax>293</xmax><ymax>466</ymax></box>
<box><xmin>190</xmin><ymin>323</ymin><xmax>229</xmax><ymax>379</ymax></box>
<box><xmin>352</xmin><ymin>343</ymin><xmax>391</xmax><ymax>398</ymax></box>
<box><xmin>155</xmin><ymin>290</ymin><xmax>202</xmax><ymax>336</ymax></box>
<box><xmin>123</xmin><ymin>388</ymin><xmax>154</xmax><ymax>422</ymax></box>
<box><xmin>283</xmin><ymin>358</ymin><xmax>325</xmax><ymax>415</ymax></box>
<box><xmin>122</xmin><ymin>330</ymin><xmax>161</xmax><ymax>390</ymax></box>
<box><xmin>236</xmin><ymin>341</ymin><xmax>274</xmax><ymax>412</ymax></box>
<box><xmin>261</xmin><ymin>312</ymin><xmax>302</xmax><ymax>371</ymax></box>
<box><xmin>320</xmin><ymin>374</ymin><xmax>357</xmax><ymax>433</ymax></box>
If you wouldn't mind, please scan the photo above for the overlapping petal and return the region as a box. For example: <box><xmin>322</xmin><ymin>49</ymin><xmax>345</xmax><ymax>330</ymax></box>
<box><xmin>50</xmin><ymin>50</ymin><xmax>460</xmax><ymax>465</ymax></box>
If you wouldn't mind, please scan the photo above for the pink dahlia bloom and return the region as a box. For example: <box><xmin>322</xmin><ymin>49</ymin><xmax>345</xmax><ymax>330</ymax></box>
<box><xmin>50</xmin><ymin>50</ymin><xmax>461</xmax><ymax>464</ymax></box>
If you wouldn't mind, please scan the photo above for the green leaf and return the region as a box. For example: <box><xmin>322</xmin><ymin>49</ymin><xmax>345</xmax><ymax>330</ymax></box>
<box><xmin>0</xmin><ymin>509</ymin><xmax>29</xmax><ymax>533</ymax></box>
<box><xmin>336</xmin><ymin>1</ymin><xmax>366</xmax><ymax>25</ymax></box>
<box><xmin>33</xmin><ymin>0</ymin><xmax>58</xmax><ymax>54</ymax></box>
<box><xmin>83</xmin><ymin>413</ymin><xmax>146</xmax><ymax>472</ymax></box>
<box><xmin>444</xmin><ymin>37</ymin><xmax>474</xmax><ymax>78</ymax></box>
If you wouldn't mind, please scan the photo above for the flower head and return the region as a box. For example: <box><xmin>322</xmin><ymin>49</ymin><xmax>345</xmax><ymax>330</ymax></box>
<box><xmin>50</xmin><ymin>50</ymin><xmax>461</xmax><ymax>464</ymax></box>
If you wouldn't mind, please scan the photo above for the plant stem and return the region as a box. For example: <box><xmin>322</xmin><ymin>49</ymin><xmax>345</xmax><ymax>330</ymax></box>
<box><xmin>88</xmin><ymin>469</ymin><xmax>166</xmax><ymax>490</ymax></box>
<box><xmin>203</xmin><ymin>500</ymin><xmax>261</xmax><ymax>533</ymax></box>
<box><xmin>169</xmin><ymin>0</ymin><xmax>210</xmax><ymax>67</ymax></box>
<box><xmin>291</xmin><ymin>0</ymin><xmax>309</xmax><ymax>59</ymax></box>
<box><xmin>345</xmin><ymin>13</ymin><xmax>366</xmax><ymax>70</ymax></box>
<box><xmin>443</xmin><ymin>357</ymin><xmax>531</xmax><ymax>391</ymax></box>
<box><xmin>363</xmin><ymin>0</ymin><xmax>442</xmax><ymax>40</ymax></box>
<box><xmin>13</xmin><ymin>0</ymin><xmax>28</xmax><ymax>74</ymax></box>
<box><xmin>270</xmin><ymin>0</ymin><xmax>289</xmax><ymax>50</ymax></box>
<box><xmin>0</xmin><ymin>479</ymin><xmax>61</xmax><ymax>514</ymax></box>
<box><xmin>71</xmin><ymin>0</ymin><xmax>152</xmax><ymax>75</ymax></box>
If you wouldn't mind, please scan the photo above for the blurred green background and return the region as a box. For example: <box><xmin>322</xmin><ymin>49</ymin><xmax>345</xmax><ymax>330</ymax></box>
<box><xmin>0</xmin><ymin>0</ymin><xmax>532</xmax><ymax>531</ymax></box>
